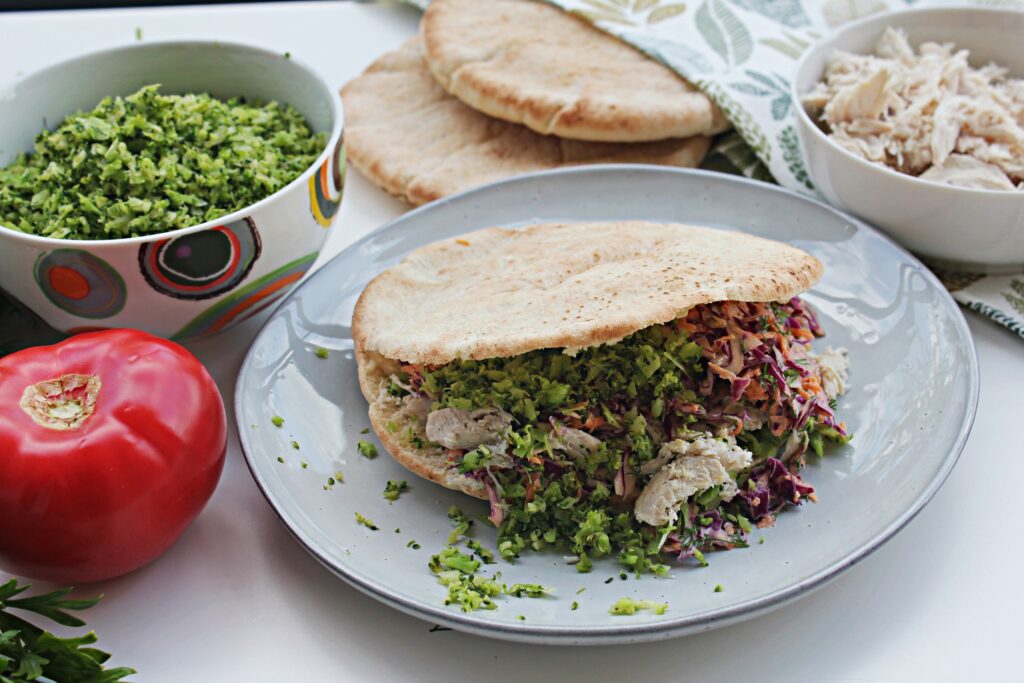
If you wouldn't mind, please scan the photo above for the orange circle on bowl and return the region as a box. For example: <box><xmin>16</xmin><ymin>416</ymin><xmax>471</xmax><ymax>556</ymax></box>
<box><xmin>48</xmin><ymin>266</ymin><xmax>91</xmax><ymax>300</ymax></box>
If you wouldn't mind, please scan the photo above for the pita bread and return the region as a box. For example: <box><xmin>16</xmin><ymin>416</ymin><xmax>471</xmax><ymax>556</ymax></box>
<box><xmin>355</xmin><ymin>347</ymin><xmax>487</xmax><ymax>498</ymax></box>
<box><xmin>353</xmin><ymin>221</ymin><xmax>822</xmax><ymax>497</ymax></box>
<box><xmin>353</xmin><ymin>221</ymin><xmax>823</xmax><ymax>366</ymax></box>
<box><xmin>421</xmin><ymin>0</ymin><xmax>731</xmax><ymax>142</ymax></box>
<box><xmin>340</xmin><ymin>39</ymin><xmax>711</xmax><ymax>206</ymax></box>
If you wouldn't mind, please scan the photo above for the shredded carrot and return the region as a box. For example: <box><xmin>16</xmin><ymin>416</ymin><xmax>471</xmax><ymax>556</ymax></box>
<box><xmin>708</xmin><ymin>363</ymin><xmax>734</xmax><ymax>380</ymax></box>
<box><xmin>802</xmin><ymin>375</ymin><xmax>822</xmax><ymax>394</ymax></box>
<box><xmin>524</xmin><ymin>471</ymin><xmax>541</xmax><ymax>501</ymax></box>
<box><xmin>582</xmin><ymin>414</ymin><xmax>606</xmax><ymax>430</ymax></box>
<box><xmin>743</xmin><ymin>381</ymin><xmax>769</xmax><ymax>401</ymax></box>
<box><xmin>773</xmin><ymin>333</ymin><xmax>791</xmax><ymax>357</ymax></box>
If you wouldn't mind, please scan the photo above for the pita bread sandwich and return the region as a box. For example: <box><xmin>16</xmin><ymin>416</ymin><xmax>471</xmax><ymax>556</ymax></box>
<box><xmin>353</xmin><ymin>221</ymin><xmax>850</xmax><ymax>574</ymax></box>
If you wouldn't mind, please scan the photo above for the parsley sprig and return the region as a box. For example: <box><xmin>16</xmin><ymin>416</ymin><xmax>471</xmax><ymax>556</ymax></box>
<box><xmin>0</xmin><ymin>578</ymin><xmax>133</xmax><ymax>682</ymax></box>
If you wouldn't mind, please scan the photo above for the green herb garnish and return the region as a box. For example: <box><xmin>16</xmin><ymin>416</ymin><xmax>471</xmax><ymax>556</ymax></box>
<box><xmin>0</xmin><ymin>578</ymin><xmax>134</xmax><ymax>682</ymax></box>
<box><xmin>271</xmin><ymin>415</ymin><xmax>284</xmax><ymax>428</ymax></box>
<box><xmin>313</xmin><ymin>347</ymin><xmax>329</xmax><ymax>359</ymax></box>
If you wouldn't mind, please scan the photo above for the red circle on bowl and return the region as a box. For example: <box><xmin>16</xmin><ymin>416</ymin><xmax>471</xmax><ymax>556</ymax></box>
<box><xmin>49</xmin><ymin>266</ymin><xmax>91</xmax><ymax>300</ymax></box>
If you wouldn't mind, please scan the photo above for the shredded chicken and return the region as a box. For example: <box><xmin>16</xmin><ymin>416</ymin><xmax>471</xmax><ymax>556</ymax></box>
<box><xmin>633</xmin><ymin>436</ymin><xmax>753</xmax><ymax>526</ymax></box>
<box><xmin>814</xmin><ymin>347</ymin><xmax>850</xmax><ymax>400</ymax></box>
<box><xmin>920</xmin><ymin>153</ymin><xmax>1017</xmax><ymax>190</ymax></box>
<box><xmin>779</xmin><ymin>429</ymin><xmax>810</xmax><ymax>463</ymax></box>
<box><xmin>804</xmin><ymin>27</ymin><xmax>1024</xmax><ymax>190</ymax></box>
<box><xmin>396</xmin><ymin>395</ymin><xmax>431</xmax><ymax>423</ymax></box>
<box><xmin>424</xmin><ymin>407</ymin><xmax>513</xmax><ymax>451</ymax></box>
<box><xmin>550</xmin><ymin>421</ymin><xmax>603</xmax><ymax>461</ymax></box>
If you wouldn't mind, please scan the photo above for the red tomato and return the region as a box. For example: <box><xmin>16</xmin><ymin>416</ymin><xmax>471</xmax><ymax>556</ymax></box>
<box><xmin>0</xmin><ymin>329</ymin><xmax>226</xmax><ymax>583</ymax></box>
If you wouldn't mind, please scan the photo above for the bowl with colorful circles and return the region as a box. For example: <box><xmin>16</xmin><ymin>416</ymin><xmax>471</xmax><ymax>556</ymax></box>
<box><xmin>0</xmin><ymin>41</ymin><xmax>344</xmax><ymax>341</ymax></box>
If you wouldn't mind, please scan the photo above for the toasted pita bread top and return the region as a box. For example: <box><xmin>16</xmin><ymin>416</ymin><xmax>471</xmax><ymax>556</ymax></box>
<box><xmin>340</xmin><ymin>38</ymin><xmax>711</xmax><ymax>206</ymax></box>
<box><xmin>421</xmin><ymin>0</ymin><xmax>730</xmax><ymax>143</ymax></box>
<box><xmin>352</xmin><ymin>222</ymin><xmax>823</xmax><ymax>365</ymax></box>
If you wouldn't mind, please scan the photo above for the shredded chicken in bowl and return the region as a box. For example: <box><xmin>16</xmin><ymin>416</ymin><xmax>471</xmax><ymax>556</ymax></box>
<box><xmin>803</xmin><ymin>27</ymin><xmax>1024</xmax><ymax>191</ymax></box>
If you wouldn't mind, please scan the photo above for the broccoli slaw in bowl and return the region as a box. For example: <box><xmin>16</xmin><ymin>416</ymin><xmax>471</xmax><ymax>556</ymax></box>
<box><xmin>0</xmin><ymin>40</ymin><xmax>344</xmax><ymax>340</ymax></box>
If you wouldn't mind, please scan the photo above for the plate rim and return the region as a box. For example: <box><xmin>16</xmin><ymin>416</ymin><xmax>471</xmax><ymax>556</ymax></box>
<box><xmin>234</xmin><ymin>164</ymin><xmax>980</xmax><ymax>643</ymax></box>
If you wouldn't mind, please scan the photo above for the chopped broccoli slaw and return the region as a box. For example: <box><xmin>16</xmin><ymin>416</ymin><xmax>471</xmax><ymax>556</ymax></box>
<box><xmin>382</xmin><ymin>298</ymin><xmax>850</xmax><ymax>608</ymax></box>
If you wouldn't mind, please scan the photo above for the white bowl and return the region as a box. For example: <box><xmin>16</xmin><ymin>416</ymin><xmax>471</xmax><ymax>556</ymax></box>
<box><xmin>0</xmin><ymin>41</ymin><xmax>344</xmax><ymax>340</ymax></box>
<box><xmin>793</xmin><ymin>7</ymin><xmax>1024</xmax><ymax>273</ymax></box>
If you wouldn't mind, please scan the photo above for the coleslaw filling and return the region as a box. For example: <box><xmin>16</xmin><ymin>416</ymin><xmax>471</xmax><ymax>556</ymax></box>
<box><xmin>387</xmin><ymin>298</ymin><xmax>849</xmax><ymax>575</ymax></box>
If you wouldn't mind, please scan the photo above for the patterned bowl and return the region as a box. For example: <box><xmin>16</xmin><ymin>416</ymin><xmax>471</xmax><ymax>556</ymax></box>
<box><xmin>0</xmin><ymin>41</ymin><xmax>344</xmax><ymax>341</ymax></box>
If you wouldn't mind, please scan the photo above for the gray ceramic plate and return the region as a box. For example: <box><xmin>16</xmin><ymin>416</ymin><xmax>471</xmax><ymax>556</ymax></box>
<box><xmin>235</xmin><ymin>166</ymin><xmax>978</xmax><ymax>645</ymax></box>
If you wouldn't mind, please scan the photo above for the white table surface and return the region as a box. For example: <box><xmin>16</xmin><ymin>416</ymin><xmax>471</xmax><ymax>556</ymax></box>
<box><xmin>1</xmin><ymin>2</ymin><xmax>1018</xmax><ymax>681</ymax></box>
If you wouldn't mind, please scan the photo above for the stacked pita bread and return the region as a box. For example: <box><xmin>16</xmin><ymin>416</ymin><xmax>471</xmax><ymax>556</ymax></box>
<box><xmin>341</xmin><ymin>0</ymin><xmax>730</xmax><ymax>206</ymax></box>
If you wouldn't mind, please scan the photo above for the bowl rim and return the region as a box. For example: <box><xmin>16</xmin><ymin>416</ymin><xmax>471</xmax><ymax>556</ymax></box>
<box><xmin>791</xmin><ymin>5</ymin><xmax>1024</xmax><ymax>199</ymax></box>
<box><xmin>0</xmin><ymin>39</ymin><xmax>344</xmax><ymax>248</ymax></box>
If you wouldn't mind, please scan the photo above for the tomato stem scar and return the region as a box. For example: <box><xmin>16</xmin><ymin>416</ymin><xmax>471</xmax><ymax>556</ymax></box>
<box><xmin>20</xmin><ymin>373</ymin><xmax>101</xmax><ymax>430</ymax></box>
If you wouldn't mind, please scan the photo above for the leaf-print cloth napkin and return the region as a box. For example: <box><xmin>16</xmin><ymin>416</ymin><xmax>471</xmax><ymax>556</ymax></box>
<box><xmin>396</xmin><ymin>0</ymin><xmax>1024</xmax><ymax>339</ymax></box>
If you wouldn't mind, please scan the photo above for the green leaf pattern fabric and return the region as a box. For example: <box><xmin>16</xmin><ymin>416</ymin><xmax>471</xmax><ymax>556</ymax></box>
<box><xmin>727</xmin><ymin>0</ymin><xmax>810</xmax><ymax>27</ymax></box>
<box><xmin>571</xmin><ymin>0</ymin><xmax>688</xmax><ymax>25</ymax></box>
